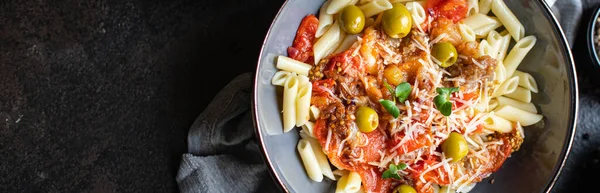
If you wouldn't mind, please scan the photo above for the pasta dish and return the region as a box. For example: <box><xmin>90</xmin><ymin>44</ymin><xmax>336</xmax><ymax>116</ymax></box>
<box><xmin>270</xmin><ymin>0</ymin><xmax>542</xmax><ymax>192</ymax></box>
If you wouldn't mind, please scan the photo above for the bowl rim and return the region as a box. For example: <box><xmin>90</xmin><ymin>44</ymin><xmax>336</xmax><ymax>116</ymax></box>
<box><xmin>252</xmin><ymin>0</ymin><xmax>579</xmax><ymax>192</ymax></box>
<box><xmin>587</xmin><ymin>4</ymin><xmax>600</xmax><ymax>67</ymax></box>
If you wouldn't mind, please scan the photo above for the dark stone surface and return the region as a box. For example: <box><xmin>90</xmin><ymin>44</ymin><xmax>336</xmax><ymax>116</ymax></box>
<box><xmin>0</xmin><ymin>0</ymin><xmax>284</xmax><ymax>192</ymax></box>
<box><xmin>0</xmin><ymin>0</ymin><xmax>598</xmax><ymax>192</ymax></box>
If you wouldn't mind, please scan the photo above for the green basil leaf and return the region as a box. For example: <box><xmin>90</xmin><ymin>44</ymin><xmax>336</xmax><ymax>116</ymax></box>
<box><xmin>379</xmin><ymin>99</ymin><xmax>400</xmax><ymax>118</ymax></box>
<box><xmin>440</xmin><ymin>102</ymin><xmax>452</xmax><ymax>116</ymax></box>
<box><xmin>395</xmin><ymin>82</ymin><xmax>412</xmax><ymax>103</ymax></box>
<box><xmin>434</xmin><ymin>95</ymin><xmax>446</xmax><ymax>110</ymax></box>
<box><xmin>389</xmin><ymin>163</ymin><xmax>397</xmax><ymax>173</ymax></box>
<box><xmin>382</xmin><ymin>170</ymin><xmax>392</xmax><ymax>179</ymax></box>
<box><xmin>397</xmin><ymin>163</ymin><xmax>408</xmax><ymax>170</ymax></box>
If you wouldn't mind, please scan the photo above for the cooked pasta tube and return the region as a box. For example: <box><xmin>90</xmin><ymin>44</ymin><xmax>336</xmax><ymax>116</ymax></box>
<box><xmin>301</xmin><ymin>135</ymin><xmax>335</xmax><ymax>180</ymax></box>
<box><xmin>458</xmin><ymin>23</ymin><xmax>476</xmax><ymax>42</ymax></box>
<box><xmin>282</xmin><ymin>73</ymin><xmax>298</xmax><ymax>132</ymax></box>
<box><xmin>496</xmin><ymin>34</ymin><xmax>512</xmax><ymax>62</ymax></box>
<box><xmin>296</xmin><ymin>75</ymin><xmax>312</xmax><ymax>127</ymax></box>
<box><xmin>462</xmin><ymin>13</ymin><xmax>497</xmax><ymax>31</ymax></box>
<box><xmin>314</xmin><ymin>21</ymin><xmax>343</xmax><ymax>64</ymax></box>
<box><xmin>359</xmin><ymin>0</ymin><xmax>392</xmax><ymax>18</ymax></box>
<box><xmin>309</xmin><ymin>105</ymin><xmax>320</xmax><ymax>121</ymax></box>
<box><xmin>494</xmin><ymin>105</ymin><xmax>543</xmax><ymax>126</ymax></box>
<box><xmin>316</xmin><ymin>0</ymin><xmax>333</xmax><ymax>38</ymax></box>
<box><xmin>406</xmin><ymin>2</ymin><xmax>427</xmax><ymax>28</ymax></box>
<box><xmin>487</xmin><ymin>30</ymin><xmax>503</xmax><ymax>59</ymax></box>
<box><xmin>483</xmin><ymin>112</ymin><xmax>513</xmax><ymax>133</ymax></box>
<box><xmin>494</xmin><ymin>61</ymin><xmax>507</xmax><ymax>83</ymax></box>
<box><xmin>335</xmin><ymin>174</ymin><xmax>349</xmax><ymax>193</ymax></box>
<box><xmin>513</xmin><ymin>70</ymin><xmax>539</xmax><ymax>93</ymax></box>
<box><xmin>492</xmin><ymin>76</ymin><xmax>518</xmax><ymax>97</ymax></box>
<box><xmin>276</xmin><ymin>55</ymin><xmax>312</xmax><ymax>76</ymax></box>
<box><xmin>301</xmin><ymin>121</ymin><xmax>315</xmax><ymax>137</ymax></box>
<box><xmin>503</xmin><ymin>35</ymin><xmax>536</xmax><ymax>78</ymax></box>
<box><xmin>488</xmin><ymin>98</ymin><xmax>499</xmax><ymax>111</ymax></box>
<box><xmin>345</xmin><ymin>171</ymin><xmax>362</xmax><ymax>193</ymax></box>
<box><xmin>496</xmin><ymin>96</ymin><xmax>537</xmax><ymax>113</ymax></box>
<box><xmin>467</xmin><ymin>0</ymin><xmax>479</xmax><ymax>16</ymax></box>
<box><xmin>478</xmin><ymin>40</ymin><xmax>494</xmax><ymax>58</ymax></box>
<box><xmin>271</xmin><ymin>71</ymin><xmax>291</xmax><ymax>86</ymax></box>
<box><xmin>492</xmin><ymin>0</ymin><xmax>525</xmax><ymax>41</ymax></box>
<box><xmin>478</xmin><ymin>0</ymin><xmax>493</xmax><ymax>14</ymax></box>
<box><xmin>504</xmin><ymin>86</ymin><xmax>531</xmax><ymax>103</ymax></box>
<box><xmin>334</xmin><ymin>34</ymin><xmax>360</xmax><ymax>54</ymax></box>
<box><xmin>297</xmin><ymin>139</ymin><xmax>324</xmax><ymax>182</ymax></box>
<box><xmin>327</xmin><ymin>0</ymin><xmax>353</xmax><ymax>14</ymax></box>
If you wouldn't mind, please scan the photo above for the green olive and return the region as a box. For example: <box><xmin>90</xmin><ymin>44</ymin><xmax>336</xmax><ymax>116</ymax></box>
<box><xmin>355</xmin><ymin>106</ymin><xmax>379</xmax><ymax>133</ymax></box>
<box><xmin>382</xmin><ymin>3</ymin><xmax>412</xmax><ymax>38</ymax></box>
<box><xmin>442</xmin><ymin>132</ymin><xmax>469</xmax><ymax>162</ymax></box>
<box><xmin>392</xmin><ymin>184</ymin><xmax>417</xmax><ymax>193</ymax></box>
<box><xmin>432</xmin><ymin>42</ymin><xmax>458</xmax><ymax>68</ymax></box>
<box><xmin>339</xmin><ymin>5</ymin><xmax>365</xmax><ymax>34</ymax></box>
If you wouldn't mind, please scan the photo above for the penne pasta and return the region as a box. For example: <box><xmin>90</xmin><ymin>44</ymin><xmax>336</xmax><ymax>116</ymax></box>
<box><xmin>462</xmin><ymin>14</ymin><xmax>501</xmax><ymax>37</ymax></box>
<box><xmin>327</xmin><ymin>0</ymin><xmax>353</xmax><ymax>14</ymax></box>
<box><xmin>483</xmin><ymin>113</ymin><xmax>513</xmax><ymax>133</ymax></box>
<box><xmin>359</xmin><ymin>0</ymin><xmax>393</xmax><ymax>18</ymax></box>
<box><xmin>406</xmin><ymin>2</ymin><xmax>427</xmax><ymax>28</ymax></box>
<box><xmin>316</xmin><ymin>1</ymin><xmax>334</xmax><ymax>38</ymax></box>
<box><xmin>458</xmin><ymin>23</ymin><xmax>476</xmax><ymax>42</ymax></box>
<box><xmin>389</xmin><ymin>0</ymin><xmax>416</xmax><ymax>3</ymax></box>
<box><xmin>335</xmin><ymin>174</ymin><xmax>349</xmax><ymax>193</ymax></box>
<box><xmin>277</xmin><ymin>55</ymin><xmax>312</xmax><ymax>76</ymax></box>
<box><xmin>296</xmin><ymin>75</ymin><xmax>312</xmax><ymax>127</ymax></box>
<box><xmin>487</xmin><ymin>30</ymin><xmax>503</xmax><ymax>59</ymax></box>
<box><xmin>494</xmin><ymin>105</ymin><xmax>543</xmax><ymax>126</ymax></box>
<box><xmin>467</xmin><ymin>0</ymin><xmax>479</xmax><ymax>16</ymax></box>
<box><xmin>492</xmin><ymin>76</ymin><xmax>518</xmax><ymax>97</ymax></box>
<box><xmin>488</xmin><ymin>98</ymin><xmax>499</xmax><ymax>111</ymax></box>
<box><xmin>345</xmin><ymin>171</ymin><xmax>362</xmax><ymax>193</ymax></box>
<box><xmin>478</xmin><ymin>0</ymin><xmax>493</xmax><ymax>14</ymax></box>
<box><xmin>494</xmin><ymin>61</ymin><xmax>507</xmax><ymax>83</ymax></box>
<box><xmin>310</xmin><ymin>105</ymin><xmax>321</xmax><ymax>121</ymax></box>
<box><xmin>478</xmin><ymin>40</ymin><xmax>494</xmax><ymax>58</ymax></box>
<box><xmin>314</xmin><ymin>21</ymin><xmax>343</xmax><ymax>65</ymax></box>
<box><xmin>297</xmin><ymin>139</ymin><xmax>324</xmax><ymax>182</ymax></box>
<box><xmin>499</xmin><ymin>29</ymin><xmax>509</xmax><ymax>36</ymax></box>
<box><xmin>496</xmin><ymin>96</ymin><xmax>537</xmax><ymax>113</ymax></box>
<box><xmin>302</xmin><ymin>135</ymin><xmax>336</xmax><ymax>180</ymax></box>
<box><xmin>334</xmin><ymin>34</ymin><xmax>360</xmax><ymax>54</ymax></box>
<box><xmin>282</xmin><ymin>74</ymin><xmax>299</xmax><ymax>132</ymax></box>
<box><xmin>496</xmin><ymin>34</ymin><xmax>512</xmax><ymax>62</ymax></box>
<box><xmin>503</xmin><ymin>35</ymin><xmax>536</xmax><ymax>78</ymax></box>
<box><xmin>512</xmin><ymin>70</ymin><xmax>539</xmax><ymax>93</ymax></box>
<box><xmin>302</xmin><ymin>121</ymin><xmax>316</xmax><ymax>137</ymax></box>
<box><xmin>491</xmin><ymin>0</ymin><xmax>525</xmax><ymax>41</ymax></box>
<box><xmin>504</xmin><ymin>86</ymin><xmax>531</xmax><ymax>103</ymax></box>
<box><xmin>271</xmin><ymin>71</ymin><xmax>291</xmax><ymax>86</ymax></box>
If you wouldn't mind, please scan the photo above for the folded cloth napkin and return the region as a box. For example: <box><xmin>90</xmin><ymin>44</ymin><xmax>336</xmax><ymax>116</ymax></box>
<box><xmin>176</xmin><ymin>1</ymin><xmax>582</xmax><ymax>193</ymax></box>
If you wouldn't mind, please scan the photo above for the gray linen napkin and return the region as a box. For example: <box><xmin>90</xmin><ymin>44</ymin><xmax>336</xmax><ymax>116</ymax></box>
<box><xmin>176</xmin><ymin>1</ymin><xmax>582</xmax><ymax>193</ymax></box>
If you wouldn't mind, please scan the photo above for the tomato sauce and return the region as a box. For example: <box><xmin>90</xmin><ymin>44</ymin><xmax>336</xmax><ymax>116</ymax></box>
<box><xmin>426</xmin><ymin>0</ymin><xmax>468</xmax><ymax>23</ymax></box>
<box><xmin>287</xmin><ymin>14</ymin><xmax>318</xmax><ymax>64</ymax></box>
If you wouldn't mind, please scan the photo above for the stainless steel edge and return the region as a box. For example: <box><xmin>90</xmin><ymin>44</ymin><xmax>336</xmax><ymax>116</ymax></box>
<box><xmin>252</xmin><ymin>0</ymin><xmax>291</xmax><ymax>192</ymax></box>
<box><xmin>536</xmin><ymin>0</ymin><xmax>579</xmax><ymax>192</ymax></box>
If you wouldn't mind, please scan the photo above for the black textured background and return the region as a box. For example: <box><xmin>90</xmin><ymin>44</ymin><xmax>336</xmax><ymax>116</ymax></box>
<box><xmin>0</xmin><ymin>0</ymin><xmax>597</xmax><ymax>192</ymax></box>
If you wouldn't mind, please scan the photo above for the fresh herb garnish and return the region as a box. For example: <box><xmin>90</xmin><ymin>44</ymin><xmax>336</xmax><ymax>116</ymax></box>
<box><xmin>379</xmin><ymin>81</ymin><xmax>412</xmax><ymax>119</ymax></box>
<box><xmin>395</xmin><ymin>82</ymin><xmax>412</xmax><ymax>103</ymax></box>
<box><xmin>382</xmin><ymin>163</ymin><xmax>408</xmax><ymax>179</ymax></box>
<box><xmin>434</xmin><ymin>87</ymin><xmax>460</xmax><ymax>116</ymax></box>
<box><xmin>379</xmin><ymin>99</ymin><xmax>400</xmax><ymax>118</ymax></box>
